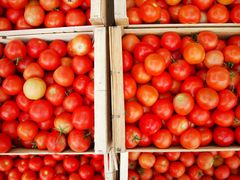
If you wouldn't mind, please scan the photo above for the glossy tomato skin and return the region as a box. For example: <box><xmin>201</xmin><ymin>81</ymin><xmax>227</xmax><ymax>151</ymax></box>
<box><xmin>0</xmin><ymin>100</ymin><xmax>20</xmax><ymax>121</ymax></box>
<box><xmin>0</xmin><ymin>58</ymin><xmax>16</xmax><ymax>77</ymax></box>
<box><xmin>45</xmin><ymin>84</ymin><xmax>65</xmax><ymax>106</ymax></box>
<box><xmin>139</xmin><ymin>1</ymin><xmax>161</xmax><ymax>23</ymax></box>
<box><xmin>161</xmin><ymin>32</ymin><xmax>181</xmax><ymax>51</ymax></box>
<box><xmin>72</xmin><ymin>106</ymin><xmax>94</xmax><ymax>130</ymax></box>
<box><xmin>4</xmin><ymin>40</ymin><xmax>26</xmax><ymax>61</ymax></box>
<box><xmin>168</xmin><ymin>60</ymin><xmax>191</xmax><ymax>81</ymax></box>
<box><xmin>173</xmin><ymin>92</ymin><xmax>194</xmax><ymax>115</ymax></box>
<box><xmin>133</xmin><ymin>42</ymin><xmax>154</xmax><ymax>62</ymax></box>
<box><xmin>152</xmin><ymin>129</ymin><xmax>172</xmax><ymax>148</ymax></box>
<box><xmin>213</xmin><ymin>127</ymin><xmax>234</xmax><ymax>146</ymax></box>
<box><xmin>139</xmin><ymin>113</ymin><xmax>162</xmax><ymax>135</ymax></box>
<box><xmin>167</xmin><ymin>115</ymin><xmax>189</xmax><ymax>135</ymax></box>
<box><xmin>189</xmin><ymin>105</ymin><xmax>210</xmax><ymax>126</ymax></box>
<box><xmin>46</xmin><ymin>131</ymin><xmax>66</xmax><ymax>152</ymax></box>
<box><xmin>125</xmin><ymin>101</ymin><xmax>143</xmax><ymax>123</ymax></box>
<box><xmin>207</xmin><ymin>4</ymin><xmax>229</xmax><ymax>23</ymax></box>
<box><xmin>151</xmin><ymin>98</ymin><xmax>173</xmax><ymax>121</ymax></box>
<box><xmin>126</xmin><ymin>125</ymin><xmax>142</xmax><ymax>148</ymax></box>
<box><xmin>17</xmin><ymin>120</ymin><xmax>38</xmax><ymax>141</ymax></box>
<box><xmin>0</xmin><ymin>133</ymin><xmax>12</xmax><ymax>152</ymax></box>
<box><xmin>16</xmin><ymin>91</ymin><xmax>32</xmax><ymax>112</ymax></box>
<box><xmin>152</xmin><ymin>72</ymin><xmax>173</xmax><ymax>93</ymax></box>
<box><xmin>230</xmin><ymin>5</ymin><xmax>240</xmax><ymax>23</ymax></box>
<box><xmin>180</xmin><ymin>128</ymin><xmax>201</xmax><ymax>149</ymax></box>
<box><xmin>68</xmin><ymin>129</ymin><xmax>91</xmax><ymax>152</ymax></box>
<box><xmin>178</xmin><ymin>5</ymin><xmax>201</xmax><ymax>23</ymax></box>
<box><xmin>180</xmin><ymin>76</ymin><xmax>203</xmax><ymax>97</ymax></box>
<box><xmin>2</xmin><ymin>75</ymin><xmax>24</xmax><ymax>95</ymax></box>
<box><xmin>196</xmin><ymin>88</ymin><xmax>219</xmax><ymax>110</ymax></box>
<box><xmin>38</xmin><ymin>49</ymin><xmax>61</xmax><ymax>70</ymax></box>
<box><xmin>27</xmin><ymin>38</ymin><xmax>48</xmax><ymax>59</ymax></box>
<box><xmin>2</xmin><ymin>120</ymin><xmax>18</xmax><ymax>139</ymax></box>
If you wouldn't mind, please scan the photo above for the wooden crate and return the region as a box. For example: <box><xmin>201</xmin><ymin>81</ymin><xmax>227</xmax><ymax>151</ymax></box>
<box><xmin>114</xmin><ymin>0</ymin><xmax>240</xmax><ymax>27</ymax></box>
<box><xmin>0</xmin><ymin>27</ymin><xmax>110</xmax><ymax>155</ymax></box>
<box><xmin>90</xmin><ymin>0</ymin><xmax>107</xmax><ymax>25</ymax></box>
<box><xmin>110</xmin><ymin>26</ymin><xmax>240</xmax><ymax>153</ymax></box>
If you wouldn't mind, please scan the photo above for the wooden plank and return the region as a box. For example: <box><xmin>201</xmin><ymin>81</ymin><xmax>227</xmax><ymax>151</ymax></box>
<box><xmin>110</xmin><ymin>26</ymin><xmax>126</xmax><ymax>152</ymax></box>
<box><xmin>90</xmin><ymin>0</ymin><xmax>106</xmax><ymax>25</ymax></box>
<box><xmin>120</xmin><ymin>152</ymin><xmax>129</xmax><ymax>180</ymax></box>
<box><xmin>114</xmin><ymin>0</ymin><xmax>129</xmax><ymax>25</ymax></box>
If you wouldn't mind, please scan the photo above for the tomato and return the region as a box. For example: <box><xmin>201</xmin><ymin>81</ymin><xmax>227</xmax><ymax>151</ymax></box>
<box><xmin>0</xmin><ymin>100</ymin><xmax>20</xmax><ymax>121</ymax></box>
<box><xmin>0</xmin><ymin>156</ymin><xmax>13</xmax><ymax>171</ymax></box>
<box><xmin>26</xmin><ymin>38</ymin><xmax>47</xmax><ymax>58</ymax></box>
<box><xmin>180</xmin><ymin>128</ymin><xmax>201</xmax><ymax>149</ymax></box>
<box><xmin>139</xmin><ymin>153</ymin><xmax>156</xmax><ymax>169</ymax></box>
<box><xmin>122</xmin><ymin>34</ymin><xmax>140</xmax><ymax>52</ymax></box>
<box><xmin>225</xmin><ymin>155</ymin><xmax>240</xmax><ymax>169</ymax></box>
<box><xmin>136</xmin><ymin>85</ymin><xmax>159</xmax><ymax>107</ymax></box>
<box><xmin>90</xmin><ymin>158</ymin><xmax>103</xmax><ymax>172</ymax></box>
<box><xmin>2</xmin><ymin>120</ymin><xmax>18</xmax><ymax>139</ymax></box>
<box><xmin>192</xmin><ymin>0</ymin><xmax>214</xmax><ymax>10</ymax></box>
<box><xmin>16</xmin><ymin>16</ymin><xmax>32</xmax><ymax>30</ymax></box>
<box><xmin>53</xmin><ymin>66</ymin><xmax>74</xmax><ymax>87</ymax></box>
<box><xmin>152</xmin><ymin>129</ymin><xmax>172</xmax><ymax>148</ymax></box>
<box><xmin>6</xmin><ymin>8</ymin><xmax>23</xmax><ymax>24</ymax></box>
<box><xmin>68</xmin><ymin>129</ymin><xmax>91</xmax><ymax>152</ymax></box>
<box><xmin>127</xmin><ymin>7</ymin><xmax>142</xmax><ymax>24</ymax></box>
<box><xmin>154</xmin><ymin>156</ymin><xmax>169</xmax><ymax>173</ymax></box>
<box><xmin>122</xmin><ymin>51</ymin><xmax>133</xmax><ymax>72</ymax></box>
<box><xmin>188</xmin><ymin>165</ymin><xmax>203</xmax><ymax>180</ymax></box>
<box><xmin>197</xmin><ymin>31</ymin><xmax>218</xmax><ymax>51</ymax></box>
<box><xmin>167</xmin><ymin>115</ymin><xmax>189</xmax><ymax>135</ymax></box>
<box><xmin>180</xmin><ymin>152</ymin><xmax>195</xmax><ymax>167</ymax></box>
<box><xmin>159</xmin><ymin>9</ymin><xmax>171</xmax><ymax>23</ymax></box>
<box><xmin>28</xmin><ymin>99</ymin><xmax>53</xmax><ymax>123</ymax></box>
<box><xmin>166</xmin><ymin>0</ymin><xmax>181</xmax><ymax>5</ymax></box>
<box><xmin>224</xmin><ymin>45</ymin><xmax>240</xmax><ymax>64</ymax></box>
<box><xmin>43</xmin><ymin>10</ymin><xmax>64</xmax><ymax>27</ymax></box>
<box><xmin>142</xmin><ymin>34</ymin><xmax>161</xmax><ymax>51</ymax></box>
<box><xmin>24</xmin><ymin>3</ymin><xmax>45</xmax><ymax>27</ymax></box>
<box><xmin>196</xmin><ymin>88</ymin><xmax>219</xmax><ymax>110</ymax></box>
<box><xmin>16</xmin><ymin>158</ymin><xmax>29</xmax><ymax>172</ymax></box>
<box><xmin>204</xmin><ymin>50</ymin><xmax>224</xmax><ymax>68</ymax></box>
<box><xmin>0</xmin><ymin>87</ymin><xmax>9</xmax><ymax>103</ymax></box>
<box><xmin>133</xmin><ymin>42</ymin><xmax>154</xmax><ymax>62</ymax></box>
<box><xmin>0</xmin><ymin>17</ymin><xmax>12</xmax><ymax>30</ymax></box>
<box><xmin>152</xmin><ymin>98</ymin><xmax>173</xmax><ymax>120</ymax></box>
<box><xmin>214</xmin><ymin>165</ymin><xmax>230</xmax><ymax>179</ymax></box>
<box><xmin>46</xmin><ymin>131</ymin><xmax>66</xmax><ymax>152</ymax></box>
<box><xmin>207</xmin><ymin>4</ymin><xmax>229</xmax><ymax>23</ymax></box>
<box><xmin>62</xmin><ymin>156</ymin><xmax>79</xmax><ymax>173</ymax></box>
<box><xmin>23</xmin><ymin>77</ymin><xmax>46</xmax><ymax>100</ymax></box>
<box><xmin>156</xmin><ymin>48</ymin><xmax>171</xmax><ymax>66</ymax></box>
<box><xmin>170</xmin><ymin>79</ymin><xmax>181</xmax><ymax>93</ymax></box>
<box><xmin>45</xmin><ymin>84</ymin><xmax>65</xmax><ymax>106</ymax></box>
<box><xmin>139</xmin><ymin>113</ymin><xmax>161</xmax><ymax>135</ymax></box>
<box><xmin>212</xmin><ymin>109</ymin><xmax>234</xmax><ymax>127</ymax></box>
<box><xmin>178</xmin><ymin>5</ymin><xmax>201</xmax><ymax>23</ymax></box>
<box><xmin>139</xmin><ymin>1</ymin><xmax>161</xmax><ymax>23</ymax></box>
<box><xmin>4</xmin><ymin>40</ymin><xmax>26</xmax><ymax>61</ymax></box>
<box><xmin>79</xmin><ymin>164</ymin><xmax>95</xmax><ymax>180</ymax></box>
<box><xmin>54</xmin><ymin>112</ymin><xmax>73</xmax><ymax>134</ymax></box>
<box><xmin>196</xmin><ymin>152</ymin><xmax>214</xmax><ymax>171</ymax></box>
<box><xmin>34</xmin><ymin>131</ymin><xmax>48</xmax><ymax>150</ymax></box>
<box><xmin>72</xmin><ymin>56</ymin><xmax>93</xmax><ymax>75</ymax></box>
<box><xmin>65</xmin><ymin>9</ymin><xmax>86</xmax><ymax>26</ymax></box>
<box><xmin>63</xmin><ymin>92</ymin><xmax>83</xmax><ymax>112</ymax></box>
<box><xmin>169</xmin><ymin>162</ymin><xmax>185</xmax><ymax>178</ymax></box>
<box><xmin>8</xmin><ymin>0</ymin><xmax>28</xmax><ymax>9</ymax></box>
<box><xmin>123</xmin><ymin>74</ymin><xmax>137</xmax><ymax>100</ymax></box>
<box><xmin>126</xmin><ymin>125</ymin><xmax>142</xmax><ymax>148</ymax></box>
<box><xmin>73</xmin><ymin>75</ymin><xmax>90</xmax><ymax>95</ymax></box>
<box><xmin>180</xmin><ymin>76</ymin><xmax>203</xmax><ymax>97</ymax></box>
<box><xmin>173</xmin><ymin>92</ymin><xmax>194</xmax><ymax>115</ymax></box>
<box><xmin>29</xmin><ymin>156</ymin><xmax>43</xmax><ymax>171</ymax></box>
<box><xmin>131</xmin><ymin>63</ymin><xmax>152</xmax><ymax>84</ymax></box>
<box><xmin>0</xmin><ymin>58</ymin><xmax>16</xmax><ymax>77</ymax></box>
<box><xmin>62</xmin><ymin>0</ymin><xmax>83</xmax><ymax>8</ymax></box>
<box><xmin>230</xmin><ymin>5</ymin><xmax>240</xmax><ymax>23</ymax></box>
<box><xmin>189</xmin><ymin>105</ymin><xmax>210</xmax><ymax>126</ymax></box>
<box><xmin>17</xmin><ymin>120</ymin><xmax>38</xmax><ymax>141</ymax></box>
<box><xmin>67</xmin><ymin>35</ymin><xmax>92</xmax><ymax>56</ymax></box>
<box><xmin>43</xmin><ymin>156</ymin><xmax>56</xmax><ymax>167</ymax></box>
<box><xmin>161</xmin><ymin>32</ymin><xmax>181</xmax><ymax>51</ymax></box>
<box><xmin>49</xmin><ymin>40</ymin><xmax>67</xmax><ymax>57</ymax></box>
<box><xmin>235</xmin><ymin>127</ymin><xmax>240</xmax><ymax>144</ymax></box>
<box><xmin>183</xmin><ymin>43</ymin><xmax>205</xmax><ymax>64</ymax></box>
<box><xmin>40</xmin><ymin>0</ymin><xmax>60</xmax><ymax>11</ymax></box>
<box><xmin>125</xmin><ymin>101</ymin><xmax>143</xmax><ymax>123</ymax></box>
<box><xmin>168</xmin><ymin>60</ymin><xmax>191</xmax><ymax>81</ymax></box>
<box><xmin>72</xmin><ymin>106</ymin><xmax>94</xmax><ymax>130</ymax></box>
<box><xmin>206</xmin><ymin>66</ymin><xmax>230</xmax><ymax>91</ymax></box>
<box><xmin>2</xmin><ymin>75</ymin><xmax>23</xmax><ymax>95</ymax></box>
<box><xmin>39</xmin><ymin>166</ymin><xmax>55</xmax><ymax>180</ymax></box>
<box><xmin>21</xmin><ymin>170</ymin><xmax>37</xmax><ymax>180</ymax></box>
<box><xmin>23</xmin><ymin>62</ymin><xmax>44</xmax><ymax>80</ymax></box>
<box><xmin>198</xmin><ymin>127</ymin><xmax>212</xmax><ymax>146</ymax></box>
<box><xmin>144</xmin><ymin>53</ymin><xmax>166</xmax><ymax>76</ymax></box>
<box><xmin>38</xmin><ymin>49</ymin><xmax>61</xmax><ymax>70</ymax></box>
<box><xmin>213</xmin><ymin>127</ymin><xmax>234</xmax><ymax>146</ymax></box>
<box><xmin>8</xmin><ymin>168</ymin><xmax>21</xmax><ymax>180</ymax></box>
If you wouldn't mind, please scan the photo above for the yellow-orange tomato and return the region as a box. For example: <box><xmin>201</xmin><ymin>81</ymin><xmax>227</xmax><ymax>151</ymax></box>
<box><xmin>165</xmin><ymin>0</ymin><xmax>181</xmax><ymax>6</ymax></box>
<box><xmin>136</xmin><ymin>85</ymin><xmax>158</xmax><ymax>107</ymax></box>
<box><xmin>23</xmin><ymin>77</ymin><xmax>46</xmax><ymax>100</ymax></box>
<box><xmin>217</xmin><ymin>0</ymin><xmax>234</xmax><ymax>5</ymax></box>
<box><xmin>144</xmin><ymin>53</ymin><xmax>166</xmax><ymax>76</ymax></box>
<box><xmin>139</xmin><ymin>153</ymin><xmax>156</xmax><ymax>169</ymax></box>
<box><xmin>129</xmin><ymin>152</ymin><xmax>141</xmax><ymax>161</ymax></box>
<box><xmin>183</xmin><ymin>43</ymin><xmax>205</xmax><ymax>64</ymax></box>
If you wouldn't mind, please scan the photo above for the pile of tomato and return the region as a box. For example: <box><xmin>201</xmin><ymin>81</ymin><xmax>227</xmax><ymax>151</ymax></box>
<box><xmin>123</xmin><ymin>31</ymin><xmax>240</xmax><ymax>149</ymax></box>
<box><xmin>128</xmin><ymin>151</ymin><xmax>240</xmax><ymax>179</ymax></box>
<box><xmin>0</xmin><ymin>154</ymin><xmax>104</xmax><ymax>180</ymax></box>
<box><xmin>0</xmin><ymin>34</ymin><xmax>95</xmax><ymax>153</ymax></box>
<box><xmin>0</xmin><ymin>0</ymin><xmax>90</xmax><ymax>31</ymax></box>
<box><xmin>126</xmin><ymin>0</ymin><xmax>240</xmax><ymax>24</ymax></box>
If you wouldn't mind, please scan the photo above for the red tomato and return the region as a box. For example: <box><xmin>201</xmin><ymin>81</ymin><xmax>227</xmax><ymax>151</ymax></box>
<box><xmin>180</xmin><ymin>128</ymin><xmax>201</xmax><ymax>149</ymax></box>
<box><xmin>72</xmin><ymin>106</ymin><xmax>94</xmax><ymax>130</ymax></box>
<box><xmin>197</xmin><ymin>31</ymin><xmax>218</xmax><ymax>51</ymax></box>
<box><xmin>122</xmin><ymin>50</ymin><xmax>134</xmax><ymax>72</ymax></box>
<box><xmin>16</xmin><ymin>16</ymin><xmax>32</xmax><ymax>30</ymax></box>
<box><xmin>225</xmin><ymin>155</ymin><xmax>240</xmax><ymax>169</ymax></box>
<box><xmin>188</xmin><ymin>165</ymin><xmax>204</xmax><ymax>180</ymax></box>
<box><xmin>207</xmin><ymin>4</ymin><xmax>229</xmax><ymax>23</ymax></box>
<box><xmin>214</xmin><ymin>165</ymin><xmax>230</xmax><ymax>179</ymax></box>
<box><xmin>197</xmin><ymin>127</ymin><xmax>212</xmax><ymax>146</ymax></box>
<box><xmin>139</xmin><ymin>113</ymin><xmax>161</xmax><ymax>135</ymax></box>
<box><xmin>39</xmin><ymin>0</ymin><xmax>60</xmax><ymax>11</ymax></box>
<box><xmin>131</xmin><ymin>63</ymin><xmax>152</xmax><ymax>84</ymax></box>
<box><xmin>62</xmin><ymin>0</ymin><xmax>83</xmax><ymax>8</ymax></box>
<box><xmin>178</xmin><ymin>5</ymin><xmax>201</xmax><ymax>23</ymax></box>
<box><xmin>68</xmin><ymin>129</ymin><xmax>91</xmax><ymax>152</ymax></box>
<box><xmin>39</xmin><ymin>166</ymin><xmax>55</xmax><ymax>180</ymax></box>
<box><xmin>133</xmin><ymin>42</ymin><xmax>154</xmax><ymax>62</ymax></box>
<box><xmin>6</xmin><ymin>8</ymin><xmax>23</xmax><ymax>24</ymax></box>
<box><xmin>16</xmin><ymin>91</ymin><xmax>32</xmax><ymax>112</ymax></box>
<box><xmin>142</xmin><ymin>34</ymin><xmax>161</xmax><ymax>50</ymax></box>
<box><xmin>46</xmin><ymin>131</ymin><xmax>66</xmax><ymax>152</ymax></box>
<box><xmin>159</xmin><ymin>9</ymin><xmax>171</xmax><ymax>23</ymax></box>
<box><xmin>152</xmin><ymin>72</ymin><xmax>173</xmax><ymax>93</ymax></box>
<box><xmin>8</xmin><ymin>0</ymin><xmax>28</xmax><ymax>9</ymax></box>
<box><xmin>0</xmin><ymin>100</ymin><xmax>20</xmax><ymax>121</ymax></box>
<box><xmin>65</xmin><ymin>9</ymin><xmax>86</xmax><ymax>26</ymax></box>
<box><xmin>173</xmin><ymin>92</ymin><xmax>194</xmax><ymax>115</ymax></box>
<box><xmin>23</xmin><ymin>62</ymin><xmax>44</xmax><ymax>80</ymax></box>
<box><xmin>189</xmin><ymin>105</ymin><xmax>210</xmax><ymax>126</ymax></box>
<box><xmin>0</xmin><ymin>58</ymin><xmax>16</xmax><ymax>78</ymax></box>
<box><xmin>125</xmin><ymin>101</ymin><xmax>143</xmax><ymax>123</ymax></box>
<box><xmin>54</xmin><ymin>112</ymin><xmax>73</xmax><ymax>134</ymax></box>
<box><xmin>127</xmin><ymin>7</ymin><xmax>142</xmax><ymax>24</ymax></box>
<box><xmin>63</xmin><ymin>156</ymin><xmax>79</xmax><ymax>173</ymax></box>
<box><xmin>0</xmin><ymin>156</ymin><xmax>13</xmax><ymax>171</ymax></box>
<box><xmin>0</xmin><ymin>133</ymin><xmax>11</xmax><ymax>153</ymax></box>
<box><xmin>29</xmin><ymin>156</ymin><xmax>43</xmax><ymax>171</ymax></box>
<box><xmin>49</xmin><ymin>40</ymin><xmax>67</xmax><ymax>57</ymax></box>
<box><xmin>154</xmin><ymin>156</ymin><xmax>169</xmax><ymax>173</ymax></box>
<box><xmin>126</xmin><ymin>125</ymin><xmax>142</xmax><ymax>148</ymax></box>
<box><xmin>8</xmin><ymin>168</ymin><xmax>21</xmax><ymax>180</ymax></box>
<box><xmin>0</xmin><ymin>17</ymin><xmax>12</xmax><ymax>30</ymax></box>
<box><xmin>168</xmin><ymin>60</ymin><xmax>192</xmax><ymax>81</ymax></box>
<box><xmin>152</xmin><ymin>129</ymin><xmax>172</xmax><ymax>148</ymax></box>
<box><xmin>196</xmin><ymin>88</ymin><xmax>219</xmax><ymax>110</ymax></box>
<box><xmin>16</xmin><ymin>56</ymin><xmax>33</xmax><ymax>73</ymax></box>
<box><xmin>235</xmin><ymin>127</ymin><xmax>240</xmax><ymax>144</ymax></box>
<box><xmin>144</xmin><ymin>53</ymin><xmax>166</xmax><ymax>76</ymax></box>
<box><xmin>213</xmin><ymin>127</ymin><xmax>234</xmax><ymax>146</ymax></box>
<box><xmin>29</xmin><ymin>100</ymin><xmax>53</xmax><ymax>123</ymax></box>
<box><xmin>2</xmin><ymin>75</ymin><xmax>24</xmax><ymax>95</ymax></box>
<box><xmin>79</xmin><ymin>165</ymin><xmax>95</xmax><ymax>180</ymax></box>
<box><xmin>44</xmin><ymin>10</ymin><xmax>65</xmax><ymax>28</ymax></box>
<box><xmin>138</xmin><ymin>153</ymin><xmax>156</xmax><ymax>169</ymax></box>
<box><xmin>139</xmin><ymin>1</ymin><xmax>161</xmax><ymax>23</ymax></box>
<box><xmin>167</xmin><ymin>115</ymin><xmax>189</xmax><ymax>135</ymax></box>
<box><xmin>24</xmin><ymin>3</ymin><xmax>45</xmax><ymax>27</ymax></box>
<box><xmin>197</xmin><ymin>152</ymin><xmax>214</xmax><ymax>170</ymax></box>
<box><xmin>169</xmin><ymin>162</ymin><xmax>185</xmax><ymax>178</ymax></box>
<box><xmin>204</xmin><ymin>50</ymin><xmax>224</xmax><ymax>68</ymax></box>
<box><xmin>73</xmin><ymin>75</ymin><xmax>91</xmax><ymax>94</ymax></box>
<box><xmin>156</xmin><ymin>48</ymin><xmax>171</xmax><ymax>66</ymax></box>
<box><xmin>4</xmin><ymin>40</ymin><xmax>26</xmax><ymax>60</ymax></box>
<box><xmin>38</xmin><ymin>49</ymin><xmax>61</xmax><ymax>70</ymax></box>
<box><xmin>2</xmin><ymin>120</ymin><xmax>18</xmax><ymax>139</ymax></box>
<box><xmin>45</xmin><ymin>84</ymin><xmax>65</xmax><ymax>106</ymax></box>
<box><xmin>181</xmin><ymin>76</ymin><xmax>203</xmax><ymax>97</ymax></box>
<box><xmin>17</xmin><ymin>120</ymin><xmax>38</xmax><ymax>141</ymax></box>
<box><xmin>72</xmin><ymin>56</ymin><xmax>93</xmax><ymax>74</ymax></box>
<box><xmin>136</xmin><ymin>85</ymin><xmax>159</xmax><ymax>107</ymax></box>
<box><xmin>161</xmin><ymin>32</ymin><xmax>181</xmax><ymax>51</ymax></box>
<box><xmin>122</xmin><ymin>34</ymin><xmax>140</xmax><ymax>52</ymax></box>
<box><xmin>224</xmin><ymin>45</ymin><xmax>240</xmax><ymax>64</ymax></box>
<box><xmin>53</xmin><ymin>66</ymin><xmax>74</xmax><ymax>87</ymax></box>
<box><xmin>34</xmin><ymin>131</ymin><xmax>49</xmax><ymax>150</ymax></box>
<box><xmin>152</xmin><ymin>98</ymin><xmax>173</xmax><ymax>120</ymax></box>
<box><xmin>180</xmin><ymin>152</ymin><xmax>195</xmax><ymax>167</ymax></box>
<box><xmin>27</xmin><ymin>38</ymin><xmax>48</xmax><ymax>58</ymax></box>
<box><xmin>192</xmin><ymin>0</ymin><xmax>214</xmax><ymax>10</ymax></box>
<box><xmin>67</xmin><ymin>35</ymin><xmax>92</xmax><ymax>56</ymax></box>
<box><xmin>183</xmin><ymin>43</ymin><xmax>205</xmax><ymax>64</ymax></box>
